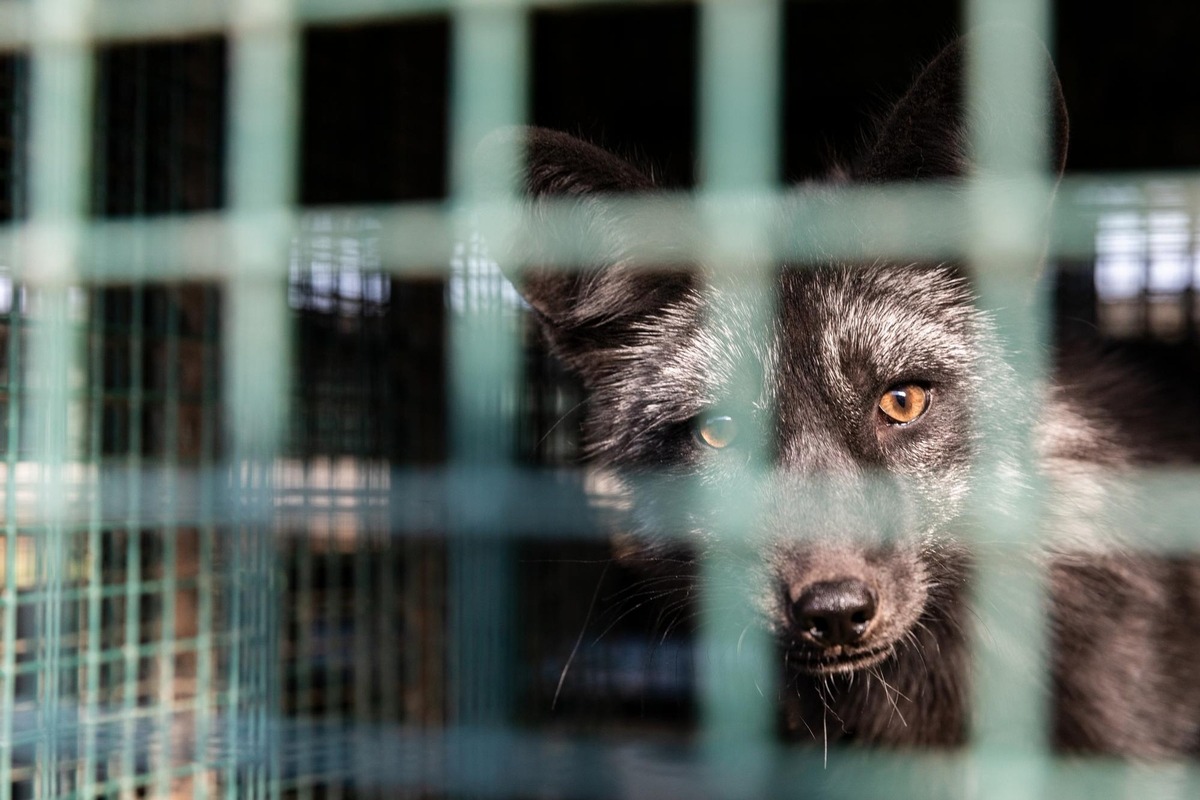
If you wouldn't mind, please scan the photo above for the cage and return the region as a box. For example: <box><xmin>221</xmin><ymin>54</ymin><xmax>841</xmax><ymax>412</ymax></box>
<box><xmin>0</xmin><ymin>0</ymin><xmax>1198</xmax><ymax>798</ymax></box>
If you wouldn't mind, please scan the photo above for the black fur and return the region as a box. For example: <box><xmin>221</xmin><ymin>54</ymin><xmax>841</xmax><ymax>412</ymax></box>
<box><xmin>497</xmin><ymin>37</ymin><xmax>1200</xmax><ymax>757</ymax></box>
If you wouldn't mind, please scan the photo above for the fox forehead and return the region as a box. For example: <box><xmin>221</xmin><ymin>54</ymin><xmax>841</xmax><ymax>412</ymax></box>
<box><xmin>632</xmin><ymin>262</ymin><xmax>981</xmax><ymax>410</ymax></box>
<box><xmin>783</xmin><ymin>265</ymin><xmax>981</xmax><ymax>391</ymax></box>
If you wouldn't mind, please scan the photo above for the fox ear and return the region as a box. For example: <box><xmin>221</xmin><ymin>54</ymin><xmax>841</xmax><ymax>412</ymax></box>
<box><xmin>856</xmin><ymin>33</ymin><xmax>1069</xmax><ymax>181</ymax></box>
<box><xmin>487</xmin><ymin>127</ymin><xmax>696</xmax><ymax>378</ymax></box>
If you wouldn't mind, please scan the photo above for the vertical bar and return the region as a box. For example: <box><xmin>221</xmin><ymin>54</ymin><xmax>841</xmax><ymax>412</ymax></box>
<box><xmin>446</xmin><ymin>1</ymin><xmax>526</xmax><ymax>790</ymax></box>
<box><xmin>373</xmin><ymin>464</ymin><xmax>398</xmax><ymax>742</ymax></box>
<box><xmin>699</xmin><ymin>0</ymin><xmax>779</xmax><ymax>193</ymax></box>
<box><xmin>350</xmin><ymin>479</ymin><xmax>369</xmax><ymax>777</ymax></box>
<box><xmin>227</xmin><ymin>2</ymin><xmax>297</xmax><ymax>449</ymax></box>
<box><xmin>0</xmin><ymin>53</ymin><xmax>28</xmax><ymax>800</ymax></box>
<box><xmin>31</xmin><ymin>290</ymin><xmax>72</xmax><ymax>797</ymax></box>
<box><xmin>293</xmin><ymin>476</ymin><xmax>314</xmax><ymax>800</ymax></box>
<box><xmin>27</xmin><ymin>0</ymin><xmax>93</xmax><ymax>795</ymax></box>
<box><xmin>0</xmin><ymin>278</ymin><xmax>22</xmax><ymax>800</ymax></box>
<box><xmin>120</xmin><ymin>287</ymin><xmax>144</xmax><ymax>793</ymax></box>
<box><xmin>963</xmin><ymin>1</ymin><xmax>1054</xmax><ymax>797</ymax></box>
<box><xmin>194</xmin><ymin>286</ymin><xmax>220</xmax><ymax>800</ymax></box>
<box><xmin>226</xmin><ymin>0</ymin><xmax>299</xmax><ymax>795</ymax></box>
<box><xmin>321</xmin><ymin>472</ymin><xmax>344</xmax><ymax>796</ymax></box>
<box><xmin>448</xmin><ymin>8</ymin><xmax>527</xmax><ymax>202</ymax></box>
<box><xmin>156</xmin><ymin>52</ymin><xmax>185</xmax><ymax>794</ymax></box>
<box><xmin>79</xmin><ymin>287</ymin><xmax>102</xmax><ymax>798</ymax></box>
<box><xmin>79</xmin><ymin>39</ymin><xmax>107</xmax><ymax>798</ymax></box>
<box><xmin>696</xmin><ymin>1</ymin><xmax>779</xmax><ymax>797</ymax></box>
<box><xmin>156</xmin><ymin>287</ymin><xmax>182</xmax><ymax>798</ymax></box>
<box><xmin>375</xmin><ymin>423</ymin><xmax>399</xmax><ymax>728</ymax></box>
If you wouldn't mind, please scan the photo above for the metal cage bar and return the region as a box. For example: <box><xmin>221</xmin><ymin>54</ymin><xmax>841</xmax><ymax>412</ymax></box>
<box><xmin>0</xmin><ymin>0</ymin><xmax>1193</xmax><ymax>798</ymax></box>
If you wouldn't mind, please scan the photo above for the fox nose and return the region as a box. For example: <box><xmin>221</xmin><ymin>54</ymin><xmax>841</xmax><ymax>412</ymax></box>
<box><xmin>788</xmin><ymin>579</ymin><xmax>878</xmax><ymax>647</ymax></box>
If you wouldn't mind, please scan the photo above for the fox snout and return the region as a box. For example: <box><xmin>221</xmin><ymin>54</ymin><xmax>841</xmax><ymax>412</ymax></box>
<box><xmin>767</xmin><ymin>537</ymin><xmax>944</xmax><ymax>674</ymax></box>
<box><xmin>787</xmin><ymin>578</ymin><xmax>879</xmax><ymax>647</ymax></box>
<box><xmin>779</xmin><ymin>566</ymin><xmax>894</xmax><ymax>674</ymax></box>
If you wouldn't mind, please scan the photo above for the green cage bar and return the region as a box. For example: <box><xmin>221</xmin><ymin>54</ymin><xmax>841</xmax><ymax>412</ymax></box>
<box><xmin>446</xmin><ymin>3</ymin><xmax>527</xmax><ymax>793</ymax></box>
<box><xmin>0</xmin><ymin>0</ymin><xmax>1190</xmax><ymax>798</ymax></box>
<box><xmin>964</xmin><ymin>1</ymin><xmax>1055</xmax><ymax>797</ymax></box>
<box><xmin>224</xmin><ymin>0</ymin><xmax>299</xmax><ymax>794</ymax></box>
<box><xmin>695</xmin><ymin>1</ymin><xmax>780</xmax><ymax>798</ymax></box>
<box><xmin>24</xmin><ymin>0</ymin><xmax>91</xmax><ymax>796</ymax></box>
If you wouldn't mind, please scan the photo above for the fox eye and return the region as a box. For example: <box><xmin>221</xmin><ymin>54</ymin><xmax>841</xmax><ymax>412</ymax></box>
<box><xmin>878</xmin><ymin>383</ymin><xmax>930</xmax><ymax>425</ymax></box>
<box><xmin>695</xmin><ymin>414</ymin><xmax>738</xmax><ymax>449</ymax></box>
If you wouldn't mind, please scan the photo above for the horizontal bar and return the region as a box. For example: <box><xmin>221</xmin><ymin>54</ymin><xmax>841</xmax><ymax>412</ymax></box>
<box><xmin>0</xmin><ymin>462</ymin><xmax>607</xmax><ymax>537</ymax></box>
<box><xmin>0</xmin><ymin>577</ymin><xmax>202</xmax><ymax>607</ymax></box>
<box><xmin>328</xmin><ymin>724</ymin><xmax>1200</xmax><ymax>798</ymax></box>
<box><xmin>2</xmin><ymin>172</ymin><xmax>1200</xmax><ymax>283</ymax></box>
<box><xmin>0</xmin><ymin>462</ymin><xmax>1198</xmax><ymax>549</ymax></box>
<box><xmin>0</xmin><ymin>634</ymin><xmax>214</xmax><ymax>677</ymax></box>
<box><xmin>0</xmin><ymin>0</ymin><xmax>717</xmax><ymax>50</ymax></box>
<box><xmin>1</xmin><ymin>696</ymin><xmax>239</xmax><ymax>754</ymax></box>
<box><xmin>3</xmin><ymin>714</ymin><xmax>1189</xmax><ymax>799</ymax></box>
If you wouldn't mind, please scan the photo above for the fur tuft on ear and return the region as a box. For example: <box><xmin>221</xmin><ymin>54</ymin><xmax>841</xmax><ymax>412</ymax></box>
<box><xmin>856</xmin><ymin>33</ymin><xmax>1069</xmax><ymax>182</ymax></box>
<box><xmin>522</xmin><ymin>127</ymin><xmax>656</xmax><ymax>198</ymax></box>
<box><xmin>483</xmin><ymin>127</ymin><xmax>697</xmax><ymax>381</ymax></box>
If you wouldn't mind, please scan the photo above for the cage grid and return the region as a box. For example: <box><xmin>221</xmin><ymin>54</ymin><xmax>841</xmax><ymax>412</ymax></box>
<box><xmin>0</xmin><ymin>0</ymin><xmax>1194</xmax><ymax>798</ymax></box>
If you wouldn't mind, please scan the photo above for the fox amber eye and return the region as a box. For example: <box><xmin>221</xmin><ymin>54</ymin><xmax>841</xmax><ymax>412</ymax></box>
<box><xmin>878</xmin><ymin>383</ymin><xmax>930</xmax><ymax>425</ymax></box>
<box><xmin>696</xmin><ymin>415</ymin><xmax>738</xmax><ymax>449</ymax></box>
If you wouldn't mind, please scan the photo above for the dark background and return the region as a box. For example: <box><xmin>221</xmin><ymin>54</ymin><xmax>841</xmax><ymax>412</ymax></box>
<box><xmin>295</xmin><ymin>0</ymin><xmax>1200</xmax><ymax>196</ymax></box>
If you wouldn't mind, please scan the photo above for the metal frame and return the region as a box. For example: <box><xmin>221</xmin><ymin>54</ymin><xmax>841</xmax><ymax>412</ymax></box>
<box><xmin>0</xmin><ymin>0</ymin><xmax>1197</xmax><ymax>797</ymax></box>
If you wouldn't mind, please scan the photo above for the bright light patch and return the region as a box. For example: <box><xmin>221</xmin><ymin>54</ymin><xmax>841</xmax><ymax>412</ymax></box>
<box><xmin>1094</xmin><ymin>208</ymin><xmax>1198</xmax><ymax>300</ymax></box>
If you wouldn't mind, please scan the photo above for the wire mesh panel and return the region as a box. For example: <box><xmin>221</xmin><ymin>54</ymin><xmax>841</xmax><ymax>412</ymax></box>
<box><xmin>0</xmin><ymin>0</ymin><xmax>1197</xmax><ymax>799</ymax></box>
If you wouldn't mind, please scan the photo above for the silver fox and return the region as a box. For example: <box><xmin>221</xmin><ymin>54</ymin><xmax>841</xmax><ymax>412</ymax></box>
<box><xmin>498</xmin><ymin>38</ymin><xmax>1200</xmax><ymax>757</ymax></box>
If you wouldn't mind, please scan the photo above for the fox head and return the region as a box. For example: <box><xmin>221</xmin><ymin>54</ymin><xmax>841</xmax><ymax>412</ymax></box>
<box><xmin>495</xmin><ymin>36</ymin><xmax>1069</xmax><ymax>688</ymax></box>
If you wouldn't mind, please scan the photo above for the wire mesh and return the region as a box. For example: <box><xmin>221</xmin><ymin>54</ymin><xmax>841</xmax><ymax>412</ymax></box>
<box><xmin>0</xmin><ymin>0</ymin><xmax>1195</xmax><ymax>798</ymax></box>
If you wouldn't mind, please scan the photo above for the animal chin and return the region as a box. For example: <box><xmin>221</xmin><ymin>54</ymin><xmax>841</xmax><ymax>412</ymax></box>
<box><xmin>787</xmin><ymin>641</ymin><xmax>895</xmax><ymax>675</ymax></box>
